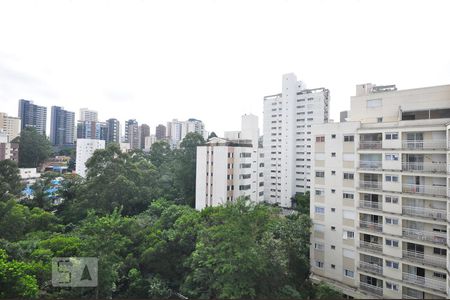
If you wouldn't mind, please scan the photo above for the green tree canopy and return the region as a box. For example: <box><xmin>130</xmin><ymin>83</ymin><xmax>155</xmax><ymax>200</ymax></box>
<box><xmin>0</xmin><ymin>159</ymin><xmax>23</xmax><ymax>200</ymax></box>
<box><xmin>17</xmin><ymin>127</ymin><xmax>52</xmax><ymax>168</ymax></box>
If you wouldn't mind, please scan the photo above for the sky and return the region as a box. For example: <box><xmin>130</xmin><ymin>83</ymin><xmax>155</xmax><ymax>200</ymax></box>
<box><xmin>1</xmin><ymin>0</ymin><xmax>450</xmax><ymax>136</ymax></box>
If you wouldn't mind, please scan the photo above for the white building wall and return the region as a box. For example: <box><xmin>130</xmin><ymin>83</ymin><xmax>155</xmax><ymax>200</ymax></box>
<box><xmin>75</xmin><ymin>138</ymin><xmax>105</xmax><ymax>177</ymax></box>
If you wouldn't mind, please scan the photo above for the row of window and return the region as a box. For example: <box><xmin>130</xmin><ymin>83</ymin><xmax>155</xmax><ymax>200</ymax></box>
<box><xmin>315</xmin><ymin>135</ymin><xmax>355</xmax><ymax>142</ymax></box>
<box><xmin>315</xmin><ymin>171</ymin><xmax>354</xmax><ymax>180</ymax></box>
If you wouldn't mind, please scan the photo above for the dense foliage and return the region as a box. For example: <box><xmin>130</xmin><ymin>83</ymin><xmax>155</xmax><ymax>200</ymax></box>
<box><xmin>0</xmin><ymin>132</ymin><xmax>340</xmax><ymax>299</ymax></box>
<box><xmin>15</xmin><ymin>127</ymin><xmax>53</xmax><ymax>168</ymax></box>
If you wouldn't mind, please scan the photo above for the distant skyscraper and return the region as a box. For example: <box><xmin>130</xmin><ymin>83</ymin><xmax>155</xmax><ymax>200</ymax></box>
<box><xmin>167</xmin><ymin>118</ymin><xmax>207</xmax><ymax>148</ymax></box>
<box><xmin>0</xmin><ymin>112</ymin><xmax>21</xmax><ymax>141</ymax></box>
<box><xmin>77</xmin><ymin>121</ymin><xmax>107</xmax><ymax>141</ymax></box>
<box><xmin>125</xmin><ymin>119</ymin><xmax>139</xmax><ymax>149</ymax></box>
<box><xmin>50</xmin><ymin>106</ymin><xmax>75</xmax><ymax>146</ymax></box>
<box><xmin>106</xmin><ymin>118</ymin><xmax>120</xmax><ymax>144</ymax></box>
<box><xmin>18</xmin><ymin>99</ymin><xmax>47</xmax><ymax>135</ymax></box>
<box><xmin>155</xmin><ymin>124</ymin><xmax>166</xmax><ymax>140</ymax></box>
<box><xmin>79</xmin><ymin>108</ymin><xmax>98</xmax><ymax>122</ymax></box>
<box><xmin>139</xmin><ymin>124</ymin><xmax>150</xmax><ymax>149</ymax></box>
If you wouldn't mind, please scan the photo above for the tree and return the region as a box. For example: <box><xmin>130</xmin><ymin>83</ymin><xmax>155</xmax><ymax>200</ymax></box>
<box><xmin>207</xmin><ymin>132</ymin><xmax>217</xmax><ymax>140</ymax></box>
<box><xmin>0</xmin><ymin>249</ymin><xmax>39</xmax><ymax>298</ymax></box>
<box><xmin>17</xmin><ymin>128</ymin><xmax>52</xmax><ymax>168</ymax></box>
<box><xmin>313</xmin><ymin>282</ymin><xmax>342</xmax><ymax>299</ymax></box>
<box><xmin>0</xmin><ymin>159</ymin><xmax>23</xmax><ymax>200</ymax></box>
<box><xmin>173</xmin><ymin>132</ymin><xmax>205</xmax><ymax>206</ymax></box>
<box><xmin>292</xmin><ymin>191</ymin><xmax>310</xmax><ymax>215</ymax></box>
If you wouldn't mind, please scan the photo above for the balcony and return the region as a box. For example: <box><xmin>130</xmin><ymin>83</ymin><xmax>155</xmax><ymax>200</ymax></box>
<box><xmin>359</xmin><ymin>160</ymin><xmax>382</xmax><ymax>170</ymax></box>
<box><xmin>360</xmin><ymin>141</ymin><xmax>382</xmax><ymax>150</ymax></box>
<box><xmin>359</xmin><ymin>200</ymin><xmax>382</xmax><ymax>211</ymax></box>
<box><xmin>402</xmin><ymin>205</ymin><xmax>446</xmax><ymax>220</ymax></box>
<box><xmin>359</xmin><ymin>241</ymin><xmax>383</xmax><ymax>253</ymax></box>
<box><xmin>402</xmin><ymin>227</ymin><xmax>447</xmax><ymax>245</ymax></box>
<box><xmin>359</xmin><ymin>282</ymin><xmax>383</xmax><ymax>297</ymax></box>
<box><xmin>360</xmin><ymin>221</ymin><xmax>383</xmax><ymax>233</ymax></box>
<box><xmin>402</xmin><ymin>184</ymin><xmax>447</xmax><ymax>197</ymax></box>
<box><xmin>402</xmin><ymin>272</ymin><xmax>446</xmax><ymax>292</ymax></box>
<box><xmin>359</xmin><ymin>261</ymin><xmax>383</xmax><ymax>275</ymax></box>
<box><xmin>402</xmin><ymin>140</ymin><xmax>447</xmax><ymax>150</ymax></box>
<box><xmin>359</xmin><ymin>181</ymin><xmax>382</xmax><ymax>190</ymax></box>
<box><xmin>402</xmin><ymin>162</ymin><xmax>447</xmax><ymax>174</ymax></box>
<box><xmin>402</xmin><ymin>250</ymin><xmax>446</xmax><ymax>268</ymax></box>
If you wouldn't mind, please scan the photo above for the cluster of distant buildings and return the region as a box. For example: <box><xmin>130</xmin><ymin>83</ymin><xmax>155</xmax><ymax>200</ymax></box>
<box><xmin>1</xmin><ymin>100</ymin><xmax>209</xmax><ymax>177</ymax></box>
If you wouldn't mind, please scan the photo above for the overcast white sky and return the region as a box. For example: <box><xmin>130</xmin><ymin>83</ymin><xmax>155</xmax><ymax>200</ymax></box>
<box><xmin>1</xmin><ymin>0</ymin><xmax>449</xmax><ymax>136</ymax></box>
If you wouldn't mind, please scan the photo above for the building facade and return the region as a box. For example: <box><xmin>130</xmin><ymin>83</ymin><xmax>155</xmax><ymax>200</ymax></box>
<box><xmin>0</xmin><ymin>112</ymin><xmax>21</xmax><ymax>141</ymax></box>
<box><xmin>125</xmin><ymin>119</ymin><xmax>139</xmax><ymax>149</ymax></box>
<box><xmin>75</xmin><ymin>138</ymin><xmax>105</xmax><ymax>177</ymax></box>
<box><xmin>195</xmin><ymin>114</ymin><xmax>264</xmax><ymax>210</ymax></box>
<box><xmin>50</xmin><ymin>106</ymin><xmax>75</xmax><ymax>146</ymax></box>
<box><xmin>310</xmin><ymin>83</ymin><xmax>450</xmax><ymax>299</ymax></box>
<box><xmin>77</xmin><ymin>121</ymin><xmax>107</xmax><ymax>141</ymax></box>
<box><xmin>155</xmin><ymin>124</ymin><xmax>166</xmax><ymax>140</ymax></box>
<box><xmin>106</xmin><ymin>118</ymin><xmax>120</xmax><ymax>144</ymax></box>
<box><xmin>263</xmin><ymin>73</ymin><xmax>329</xmax><ymax>207</ymax></box>
<box><xmin>18</xmin><ymin>99</ymin><xmax>47</xmax><ymax>135</ymax></box>
<box><xmin>0</xmin><ymin>131</ymin><xmax>19</xmax><ymax>162</ymax></box>
<box><xmin>79</xmin><ymin>108</ymin><xmax>98</xmax><ymax>122</ymax></box>
<box><xmin>167</xmin><ymin>118</ymin><xmax>207</xmax><ymax>148</ymax></box>
<box><xmin>139</xmin><ymin>124</ymin><xmax>150</xmax><ymax>149</ymax></box>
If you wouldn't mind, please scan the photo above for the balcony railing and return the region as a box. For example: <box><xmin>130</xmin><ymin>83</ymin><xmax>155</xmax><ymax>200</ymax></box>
<box><xmin>359</xmin><ymin>261</ymin><xmax>383</xmax><ymax>275</ymax></box>
<box><xmin>402</xmin><ymin>272</ymin><xmax>446</xmax><ymax>292</ymax></box>
<box><xmin>359</xmin><ymin>160</ymin><xmax>382</xmax><ymax>170</ymax></box>
<box><xmin>359</xmin><ymin>181</ymin><xmax>382</xmax><ymax>190</ymax></box>
<box><xmin>359</xmin><ymin>200</ymin><xmax>382</xmax><ymax>210</ymax></box>
<box><xmin>359</xmin><ymin>241</ymin><xmax>383</xmax><ymax>253</ymax></box>
<box><xmin>402</xmin><ymin>162</ymin><xmax>447</xmax><ymax>173</ymax></box>
<box><xmin>402</xmin><ymin>140</ymin><xmax>447</xmax><ymax>150</ymax></box>
<box><xmin>402</xmin><ymin>227</ymin><xmax>447</xmax><ymax>245</ymax></box>
<box><xmin>359</xmin><ymin>282</ymin><xmax>383</xmax><ymax>296</ymax></box>
<box><xmin>360</xmin><ymin>221</ymin><xmax>383</xmax><ymax>233</ymax></box>
<box><xmin>359</xmin><ymin>141</ymin><xmax>382</xmax><ymax>150</ymax></box>
<box><xmin>402</xmin><ymin>250</ymin><xmax>446</xmax><ymax>268</ymax></box>
<box><xmin>402</xmin><ymin>288</ymin><xmax>424</xmax><ymax>300</ymax></box>
<box><xmin>402</xmin><ymin>205</ymin><xmax>446</xmax><ymax>220</ymax></box>
<box><xmin>402</xmin><ymin>184</ymin><xmax>447</xmax><ymax>197</ymax></box>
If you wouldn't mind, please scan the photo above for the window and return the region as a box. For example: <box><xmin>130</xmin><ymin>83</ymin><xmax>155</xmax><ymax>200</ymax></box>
<box><xmin>343</xmin><ymin>173</ymin><xmax>354</xmax><ymax>180</ymax></box>
<box><xmin>386</xmin><ymin>260</ymin><xmax>399</xmax><ymax>269</ymax></box>
<box><xmin>433</xmin><ymin>272</ymin><xmax>446</xmax><ymax>279</ymax></box>
<box><xmin>315</xmin><ymin>261</ymin><xmax>324</xmax><ymax>268</ymax></box>
<box><xmin>315</xmin><ymin>206</ymin><xmax>325</xmax><ymax>214</ymax></box>
<box><xmin>316</xmin><ymin>136</ymin><xmax>325</xmax><ymax>142</ymax></box>
<box><xmin>331</xmin><ymin>134</ymin><xmax>336</xmax><ymax>139</ymax></box>
<box><xmin>385</xmin><ymin>132</ymin><xmax>399</xmax><ymax>140</ymax></box>
<box><xmin>385</xmin><ymin>196</ymin><xmax>399</xmax><ymax>204</ymax></box>
<box><xmin>331</xmin><ymin>152</ymin><xmax>336</xmax><ymax>157</ymax></box>
<box><xmin>343</xmin><ymin>192</ymin><xmax>354</xmax><ymax>199</ymax></box>
<box><xmin>331</xmin><ymin>189</ymin><xmax>336</xmax><ymax>193</ymax></box>
<box><xmin>344</xmin><ymin>269</ymin><xmax>354</xmax><ymax>278</ymax></box>
<box><xmin>331</xmin><ymin>208</ymin><xmax>336</xmax><ymax>212</ymax></box>
<box><xmin>315</xmin><ymin>171</ymin><xmax>325</xmax><ymax>178</ymax></box>
<box><xmin>331</xmin><ymin>264</ymin><xmax>336</xmax><ymax>269</ymax></box>
<box><xmin>434</xmin><ymin>248</ymin><xmax>447</xmax><ymax>256</ymax></box>
<box><xmin>385</xmin><ymin>175</ymin><xmax>399</xmax><ymax>182</ymax></box>
<box><xmin>386</xmin><ymin>239</ymin><xmax>399</xmax><ymax>247</ymax></box>
<box><xmin>377</xmin><ymin>117</ymin><xmax>383</xmax><ymax>123</ymax></box>
<box><xmin>343</xmin><ymin>230</ymin><xmax>354</xmax><ymax>239</ymax></box>
<box><xmin>385</xmin><ymin>218</ymin><xmax>399</xmax><ymax>225</ymax></box>
<box><xmin>386</xmin><ymin>282</ymin><xmax>399</xmax><ymax>291</ymax></box>
<box><xmin>367</xmin><ymin>99</ymin><xmax>382</xmax><ymax>108</ymax></box>
<box><xmin>331</xmin><ymin>245</ymin><xmax>336</xmax><ymax>250</ymax></box>
<box><xmin>315</xmin><ymin>189</ymin><xmax>324</xmax><ymax>196</ymax></box>
<box><xmin>331</xmin><ymin>170</ymin><xmax>336</xmax><ymax>175</ymax></box>
<box><xmin>385</xmin><ymin>153</ymin><xmax>399</xmax><ymax>161</ymax></box>
<box><xmin>331</xmin><ymin>226</ymin><xmax>336</xmax><ymax>231</ymax></box>
<box><xmin>314</xmin><ymin>243</ymin><xmax>324</xmax><ymax>251</ymax></box>
<box><xmin>344</xmin><ymin>135</ymin><xmax>354</xmax><ymax>142</ymax></box>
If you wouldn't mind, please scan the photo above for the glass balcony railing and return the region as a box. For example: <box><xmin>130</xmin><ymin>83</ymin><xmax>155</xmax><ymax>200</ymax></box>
<box><xmin>402</xmin><ymin>227</ymin><xmax>447</xmax><ymax>245</ymax></box>
<box><xmin>402</xmin><ymin>272</ymin><xmax>446</xmax><ymax>292</ymax></box>
<box><xmin>402</xmin><ymin>184</ymin><xmax>447</xmax><ymax>197</ymax></box>
<box><xmin>360</xmin><ymin>221</ymin><xmax>383</xmax><ymax>233</ymax></box>
<box><xmin>359</xmin><ymin>241</ymin><xmax>383</xmax><ymax>253</ymax></box>
<box><xmin>359</xmin><ymin>160</ymin><xmax>382</xmax><ymax>170</ymax></box>
<box><xmin>402</xmin><ymin>250</ymin><xmax>446</xmax><ymax>268</ymax></box>
<box><xmin>402</xmin><ymin>205</ymin><xmax>446</xmax><ymax>220</ymax></box>
<box><xmin>359</xmin><ymin>181</ymin><xmax>382</xmax><ymax>190</ymax></box>
<box><xmin>402</xmin><ymin>140</ymin><xmax>447</xmax><ymax>150</ymax></box>
<box><xmin>402</xmin><ymin>162</ymin><xmax>447</xmax><ymax>173</ymax></box>
<box><xmin>359</xmin><ymin>282</ymin><xmax>383</xmax><ymax>296</ymax></box>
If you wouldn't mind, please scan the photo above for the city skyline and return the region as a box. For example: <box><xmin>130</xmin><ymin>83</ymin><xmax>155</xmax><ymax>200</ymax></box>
<box><xmin>1</xmin><ymin>0</ymin><xmax>450</xmax><ymax>136</ymax></box>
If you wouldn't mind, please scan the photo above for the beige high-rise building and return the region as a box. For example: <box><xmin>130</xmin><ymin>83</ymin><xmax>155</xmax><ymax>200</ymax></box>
<box><xmin>310</xmin><ymin>83</ymin><xmax>450</xmax><ymax>299</ymax></box>
<box><xmin>0</xmin><ymin>112</ymin><xmax>21</xmax><ymax>141</ymax></box>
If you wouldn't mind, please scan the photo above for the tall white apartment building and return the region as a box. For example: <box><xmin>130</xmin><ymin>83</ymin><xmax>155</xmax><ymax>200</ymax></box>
<box><xmin>75</xmin><ymin>138</ymin><xmax>105</xmax><ymax>177</ymax></box>
<box><xmin>195</xmin><ymin>114</ymin><xmax>264</xmax><ymax>210</ymax></box>
<box><xmin>0</xmin><ymin>112</ymin><xmax>21</xmax><ymax>141</ymax></box>
<box><xmin>167</xmin><ymin>118</ymin><xmax>208</xmax><ymax>148</ymax></box>
<box><xmin>310</xmin><ymin>83</ymin><xmax>450</xmax><ymax>299</ymax></box>
<box><xmin>263</xmin><ymin>73</ymin><xmax>329</xmax><ymax>207</ymax></box>
<box><xmin>79</xmin><ymin>108</ymin><xmax>98</xmax><ymax>122</ymax></box>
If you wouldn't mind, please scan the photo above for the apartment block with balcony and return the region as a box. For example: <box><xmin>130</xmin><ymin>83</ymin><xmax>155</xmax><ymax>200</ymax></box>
<box><xmin>310</xmin><ymin>82</ymin><xmax>450</xmax><ymax>299</ymax></box>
